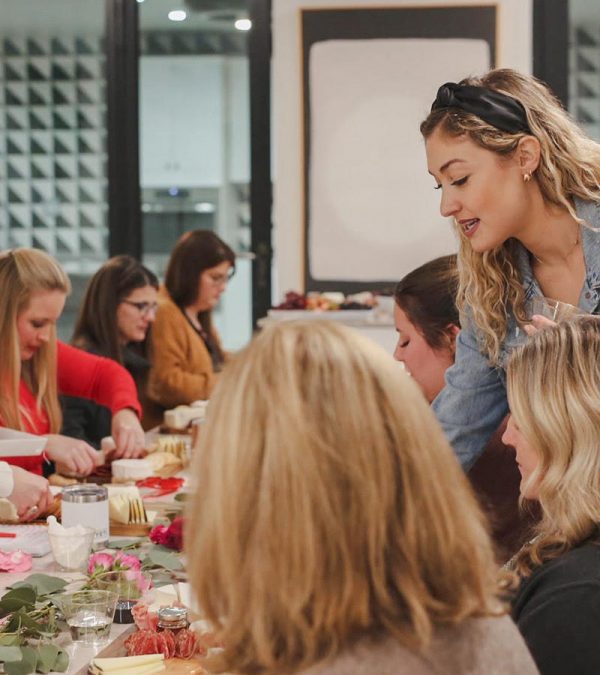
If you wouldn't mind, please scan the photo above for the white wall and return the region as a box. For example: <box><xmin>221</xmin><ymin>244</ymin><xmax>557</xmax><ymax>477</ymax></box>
<box><xmin>272</xmin><ymin>0</ymin><xmax>533</xmax><ymax>298</ymax></box>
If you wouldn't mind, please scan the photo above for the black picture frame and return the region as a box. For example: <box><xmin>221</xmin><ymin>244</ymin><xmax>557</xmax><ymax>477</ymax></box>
<box><xmin>301</xmin><ymin>5</ymin><xmax>497</xmax><ymax>293</ymax></box>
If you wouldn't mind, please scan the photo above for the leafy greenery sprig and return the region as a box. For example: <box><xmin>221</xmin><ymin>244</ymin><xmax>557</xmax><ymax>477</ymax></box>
<box><xmin>0</xmin><ymin>574</ymin><xmax>70</xmax><ymax>674</ymax></box>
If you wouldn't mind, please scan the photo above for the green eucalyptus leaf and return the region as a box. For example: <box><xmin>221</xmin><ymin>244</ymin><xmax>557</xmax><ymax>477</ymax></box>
<box><xmin>144</xmin><ymin>547</ymin><xmax>183</xmax><ymax>571</ymax></box>
<box><xmin>53</xmin><ymin>649</ymin><xmax>69</xmax><ymax>673</ymax></box>
<box><xmin>0</xmin><ymin>634</ymin><xmax>22</xmax><ymax>647</ymax></box>
<box><xmin>3</xmin><ymin>645</ymin><xmax>36</xmax><ymax>675</ymax></box>
<box><xmin>17</xmin><ymin>613</ymin><xmax>44</xmax><ymax>634</ymax></box>
<box><xmin>3</xmin><ymin>613</ymin><xmax>22</xmax><ymax>634</ymax></box>
<box><xmin>107</xmin><ymin>539</ymin><xmax>141</xmax><ymax>550</ymax></box>
<box><xmin>174</xmin><ymin>492</ymin><xmax>188</xmax><ymax>502</ymax></box>
<box><xmin>11</xmin><ymin>575</ymin><xmax>68</xmax><ymax>597</ymax></box>
<box><xmin>0</xmin><ymin>645</ymin><xmax>22</xmax><ymax>662</ymax></box>
<box><xmin>0</xmin><ymin>588</ymin><xmax>36</xmax><ymax>614</ymax></box>
<box><xmin>35</xmin><ymin>644</ymin><xmax>59</xmax><ymax>673</ymax></box>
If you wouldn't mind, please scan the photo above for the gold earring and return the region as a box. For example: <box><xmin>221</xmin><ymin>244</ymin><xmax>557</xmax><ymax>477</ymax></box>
<box><xmin>523</xmin><ymin>173</ymin><xmax>532</xmax><ymax>183</ymax></box>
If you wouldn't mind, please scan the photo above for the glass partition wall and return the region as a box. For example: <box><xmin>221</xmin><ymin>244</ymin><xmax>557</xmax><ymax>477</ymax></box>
<box><xmin>138</xmin><ymin>0</ymin><xmax>253</xmax><ymax>351</ymax></box>
<box><xmin>0</xmin><ymin>0</ymin><xmax>108</xmax><ymax>339</ymax></box>
<box><xmin>569</xmin><ymin>0</ymin><xmax>600</xmax><ymax>140</ymax></box>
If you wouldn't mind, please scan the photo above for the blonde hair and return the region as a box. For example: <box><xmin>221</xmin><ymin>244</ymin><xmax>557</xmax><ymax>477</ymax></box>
<box><xmin>506</xmin><ymin>317</ymin><xmax>600</xmax><ymax>576</ymax></box>
<box><xmin>421</xmin><ymin>68</ymin><xmax>600</xmax><ymax>364</ymax></box>
<box><xmin>186</xmin><ymin>320</ymin><xmax>502</xmax><ymax>674</ymax></box>
<box><xmin>0</xmin><ymin>249</ymin><xmax>71</xmax><ymax>432</ymax></box>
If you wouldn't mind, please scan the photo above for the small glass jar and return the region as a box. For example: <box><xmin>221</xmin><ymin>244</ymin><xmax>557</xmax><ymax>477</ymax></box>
<box><xmin>157</xmin><ymin>607</ymin><xmax>189</xmax><ymax>634</ymax></box>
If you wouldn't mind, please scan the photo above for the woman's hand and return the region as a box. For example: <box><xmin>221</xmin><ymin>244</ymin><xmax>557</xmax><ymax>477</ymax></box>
<box><xmin>523</xmin><ymin>315</ymin><xmax>557</xmax><ymax>336</ymax></box>
<box><xmin>111</xmin><ymin>408</ymin><xmax>146</xmax><ymax>459</ymax></box>
<box><xmin>45</xmin><ymin>434</ymin><xmax>101</xmax><ymax>477</ymax></box>
<box><xmin>9</xmin><ymin>466</ymin><xmax>53</xmax><ymax>521</ymax></box>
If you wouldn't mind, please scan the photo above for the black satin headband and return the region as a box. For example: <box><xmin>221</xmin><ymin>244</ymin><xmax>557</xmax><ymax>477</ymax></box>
<box><xmin>431</xmin><ymin>82</ymin><xmax>530</xmax><ymax>134</ymax></box>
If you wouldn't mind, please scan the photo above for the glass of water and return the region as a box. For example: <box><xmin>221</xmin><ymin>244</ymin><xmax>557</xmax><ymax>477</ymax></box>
<box><xmin>56</xmin><ymin>590</ymin><xmax>118</xmax><ymax>645</ymax></box>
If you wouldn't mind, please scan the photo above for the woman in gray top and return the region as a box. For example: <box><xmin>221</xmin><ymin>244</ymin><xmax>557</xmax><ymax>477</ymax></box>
<box><xmin>421</xmin><ymin>68</ymin><xmax>600</xmax><ymax>469</ymax></box>
<box><xmin>185</xmin><ymin>321</ymin><xmax>537</xmax><ymax>675</ymax></box>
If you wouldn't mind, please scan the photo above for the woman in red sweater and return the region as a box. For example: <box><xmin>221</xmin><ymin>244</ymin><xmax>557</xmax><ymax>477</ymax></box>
<box><xmin>0</xmin><ymin>248</ymin><xmax>145</xmax><ymax>485</ymax></box>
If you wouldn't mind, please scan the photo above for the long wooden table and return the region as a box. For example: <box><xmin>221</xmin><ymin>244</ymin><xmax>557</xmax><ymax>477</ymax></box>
<box><xmin>0</xmin><ymin>469</ymin><xmax>190</xmax><ymax>674</ymax></box>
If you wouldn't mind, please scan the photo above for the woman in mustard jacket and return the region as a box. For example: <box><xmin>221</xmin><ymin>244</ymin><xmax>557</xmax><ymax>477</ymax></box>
<box><xmin>147</xmin><ymin>230</ymin><xmax>235</xmax><ymax>421</ymax></box>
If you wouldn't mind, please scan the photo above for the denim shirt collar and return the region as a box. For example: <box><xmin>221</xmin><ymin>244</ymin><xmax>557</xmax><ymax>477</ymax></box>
<box><xmin>515</xmin><ymin>197</ymin><xmax>600</xmax><ymax>314</ymax></box>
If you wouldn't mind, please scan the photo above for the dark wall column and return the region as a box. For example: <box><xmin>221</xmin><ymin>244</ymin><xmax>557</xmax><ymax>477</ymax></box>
<box><xmin>533</xmin><ymin>0</ymin><xmax>569</xmax><ymax>106</ymax></box>
<box><xmin>105</xmin><ymin>0</ymin><xmax>141</xmax><ymax>258</ymax></box>
<box><xmin>248</xmin><ymin>0</ymin><xmax>272</xmax><ymax>326</ymax></box>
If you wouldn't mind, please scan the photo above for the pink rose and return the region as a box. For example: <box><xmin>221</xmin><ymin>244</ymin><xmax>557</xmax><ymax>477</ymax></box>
<box><xmin>114</xmin><ymin>551</ymin><xmax>142</xmax><ymax>570</ymax></box>
<box><xmin>0</xmin><ymin>550</ymin><xmax>33</xmax><ymax>573</ymax></box>
<box><xmin>149</xmin><ymin>517</ymin><xmax>184</xmax><ymax>552</ymax></box>
<box><xmin>124</xmin><ymin>569</ymin><xmax>153</xmax><ymax>595</ymax></box>
<box><xmin>87</xmin><ymin>551</ymin><xmax>115</xmax><ymax>574</ymax></box>
<box><xmin>149</xmin><ymin>524</ymin><xmax>169</xmax><ymax>547</ymax></box>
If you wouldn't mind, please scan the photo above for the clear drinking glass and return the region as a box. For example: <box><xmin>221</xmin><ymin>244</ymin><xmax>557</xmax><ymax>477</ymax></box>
<box><xmin>93</xmin><ymin>570</ymin><xmax>153</xmax><ymax>624</ymax></box>
<box><xmin>526</xmin><ymin>296</ymin><xmax>585</xmax><ymax>322</ymax></box>
<box><xmin>56</xmin><ymin>590</ymin><xmax>118</xmax><ymax>645</ymax></box>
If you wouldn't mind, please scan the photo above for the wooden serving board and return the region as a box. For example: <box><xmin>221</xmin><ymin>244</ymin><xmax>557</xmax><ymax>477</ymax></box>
<box><xmin>78</xmin><ymin>625</ymin><xmax>208</xmax><ymax>675</ymax></box>
<box><xmin>109</xmin><ymin>520</ymin><xmax>153</xmax><ymax>537</ymax></box>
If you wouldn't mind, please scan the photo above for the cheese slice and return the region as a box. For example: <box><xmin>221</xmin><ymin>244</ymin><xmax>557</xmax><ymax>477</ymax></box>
<box><xmin>0</xmin><ymin>498</ymin><xmax>18</xmax><ymax>522</ymax></box>
<box><xmin>92</xmin><ymin>653</ymin><xmax>165</xmax><ymax>673</ymax></box>
<box><xmin>108</xmin><ymin>494</ymin><xmax>131</xmax><ymax>524</ymax></box>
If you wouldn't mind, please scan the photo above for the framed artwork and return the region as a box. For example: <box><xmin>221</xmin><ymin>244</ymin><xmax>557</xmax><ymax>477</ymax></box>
<box><xmin>300</xmin><ymin>4</ymin><xmax>496</xmax><ymax>292</ymax></box>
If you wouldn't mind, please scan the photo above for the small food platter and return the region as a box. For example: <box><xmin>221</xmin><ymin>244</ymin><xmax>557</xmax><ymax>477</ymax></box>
<box><xmin>80</xmin><ymin>626</ymin><xmax>208</xmax><ymax>675</ymax></box>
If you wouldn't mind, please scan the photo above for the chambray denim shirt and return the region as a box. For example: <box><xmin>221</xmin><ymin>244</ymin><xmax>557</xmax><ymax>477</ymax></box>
<box><xmin>432</xmin><ymin>198</ymin><xmax>600</xmax><ymax>470</ymax></box>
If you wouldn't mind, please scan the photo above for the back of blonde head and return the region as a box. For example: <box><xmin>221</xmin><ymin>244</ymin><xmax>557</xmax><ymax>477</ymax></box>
<box><xmin>421</xmin><ymin>69</ymin><xmax>600</xmax><ymax>364</ymax></box>
<box><xmin>0</xmin><ymin>249</ymin><xmax>71</xmax><ymax>432</ymax></box>
<box><xmin>507</xmin><ymin>317</ymin><xmax>600</xmax><ymax>576</ymax></box>
<box><xmin>186</xmin><ymin>320</ymin><xmax>501</xmax><ymax>674</ymax></box>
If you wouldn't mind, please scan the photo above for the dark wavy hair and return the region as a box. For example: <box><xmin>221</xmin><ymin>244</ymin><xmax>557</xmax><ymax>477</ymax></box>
<box><xmin>164</xmin><ymin>230</ymin><xmax>235</xmax><ymax>362</ymax></box>
<box><xmin>72</xmin><ymin>255</ymin><xmax>158</xmax><ymax>364</ymax></box>
<box><xmin>394</xmin><ymin>255</ymin><xmax>459</xmax><ymax>350</ymax></box>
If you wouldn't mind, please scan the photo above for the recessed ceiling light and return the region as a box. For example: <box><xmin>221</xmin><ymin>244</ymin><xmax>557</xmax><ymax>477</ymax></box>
<box><xmin>168</xmin><ymin>10</ymin><xmax>187</xmax><ymax>22</ymax></box>
<box><xmin>234</xmin><ymin>18</ymin><xmax>252</xmax><ymax>31</ymax></box>
<box><xmin>136</xmin><ymin>0</ymin><xmax>145</xmax><ymax>4</ymax></box>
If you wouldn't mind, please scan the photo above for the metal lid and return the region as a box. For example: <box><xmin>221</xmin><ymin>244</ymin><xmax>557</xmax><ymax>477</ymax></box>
<box><xmin>61</xmin><ymin>484</ymin><xmax>108</xmax><ymax>503</ymax></box>
<box><xmin>157</xmin><ymin>606</ymin><xmax>188</xmax><ymax>625</ymax></box>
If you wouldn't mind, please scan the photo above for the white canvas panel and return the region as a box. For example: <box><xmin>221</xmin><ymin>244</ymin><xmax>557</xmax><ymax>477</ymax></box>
<box><xmin>308</xmin><ymin>38</ymin><xmax>489</xmax><ymax>280</ymax></box>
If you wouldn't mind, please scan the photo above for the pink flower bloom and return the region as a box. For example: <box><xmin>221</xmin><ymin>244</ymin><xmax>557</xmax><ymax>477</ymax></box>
<box><xmin>114</xmin><ymin>551</ymin><xmax>142</xmax><ymax>570</ymax></box>
<box><xmin>149</xmin><ymin>517</ymin><xmax>184</xmax><ymax>552</ymax></box>
<box><xmin>87</xmin><ymin>551</ymin><xmax>115</xmax><ymax>574</ymax></box>
<box><xmin>124</xmin><ymin>569</ymin><xmax>153</xmax><ymax>595</ymax></box>
<box><xmin>0</xmin><ymin>550</ymin><xmax>33</xmax><ymax>572</ymax></box>
<box><xmin>149</xmin><ymin>524</ymin><xmax>169</xmax><ymax>547</ymax></box>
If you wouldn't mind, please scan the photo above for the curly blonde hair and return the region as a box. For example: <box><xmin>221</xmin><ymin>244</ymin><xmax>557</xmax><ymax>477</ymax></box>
<box><xmin>421</xmin><ymin>69</ymin><xmax>600</xmax><ymax>364</ymax></box>
<box><xmin>186</xmin><ymin>321</ymin><xmax>503</xmax><ymax>675</ymax></box>
<box><xmin>506</xmin><ymin>317</ymin><xmax>600</xmax><ymax>577</ymax></box>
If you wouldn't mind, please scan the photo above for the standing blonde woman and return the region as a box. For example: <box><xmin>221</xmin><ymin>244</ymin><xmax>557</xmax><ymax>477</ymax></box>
<box><xmin>186</xmin><ymin>321</ymin><xmax>537</xmax><ymax>675</ymax></box>
<box><xmin>503</xmin><ymin>317</ymin><xmax>600</xmax><ymax>675</ymax></box>
<box><xmin>0</xmin><ymin>248</ymin><xmax>145</xmax><ymax>486</ymax></box>
<box><xmin>421</xmin><ymin>68</ymin><xmax>600</xmax><ymax>469</ymax></box>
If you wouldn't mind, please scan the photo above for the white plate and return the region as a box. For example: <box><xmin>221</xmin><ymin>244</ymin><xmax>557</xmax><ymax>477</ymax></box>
<box><xmin>267</xmin><ymin>309</ymin><xmax>374</xmax><ymax>322</ymax></box>
<box><xmin>0</xmin><ymin>428</ymin><xmax>46</xmax><ymax>457</ymax></box>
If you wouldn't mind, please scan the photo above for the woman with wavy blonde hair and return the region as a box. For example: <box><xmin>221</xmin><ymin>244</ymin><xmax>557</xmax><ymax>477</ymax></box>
<box><xmin>420</xmin><ymin>68</ymin><xmax>600</xmax><ymax>470</ymax></box>
<box><xmin>186</xmin><ymin>320</ymin><xmax>537</xmax><ymax>675</ymax></box>
<box><xmin>0</xmin><ymin>249</ymin><xmax>145</xmax><ymax>489</ymax></box>
<box><xmin>503</xmin><ymin>317</ymin><xmax>600</xmax><ymax>675</ymax></box>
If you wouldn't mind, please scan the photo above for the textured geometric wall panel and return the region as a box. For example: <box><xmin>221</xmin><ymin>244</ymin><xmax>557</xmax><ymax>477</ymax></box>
<box><xmin>0</xmin><ymin>34</ymin><xmax>108</xmax><ymax>263</ymax></box>
<box><xmin>570</xmin><ymin>25</ymin><xmax>600</xmax><ymax>140</ymax></box>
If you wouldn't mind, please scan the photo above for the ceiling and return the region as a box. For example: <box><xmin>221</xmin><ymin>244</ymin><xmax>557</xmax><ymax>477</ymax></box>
<box><xmin>0</xmin><ymin>0</ymin><xmax>249</xmax><ymax>35</ymax></box>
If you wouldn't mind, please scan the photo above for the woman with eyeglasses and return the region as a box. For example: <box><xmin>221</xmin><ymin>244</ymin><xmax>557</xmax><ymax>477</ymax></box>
<box><xmin>147</xmin><ymin>230</ymin><xmax>235</xmax><ymax>421</ymax></box>
<box><xmin>62</xmin><ymin>255</ymin><xmax>159</xmax><ymax>450</ymax></box>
